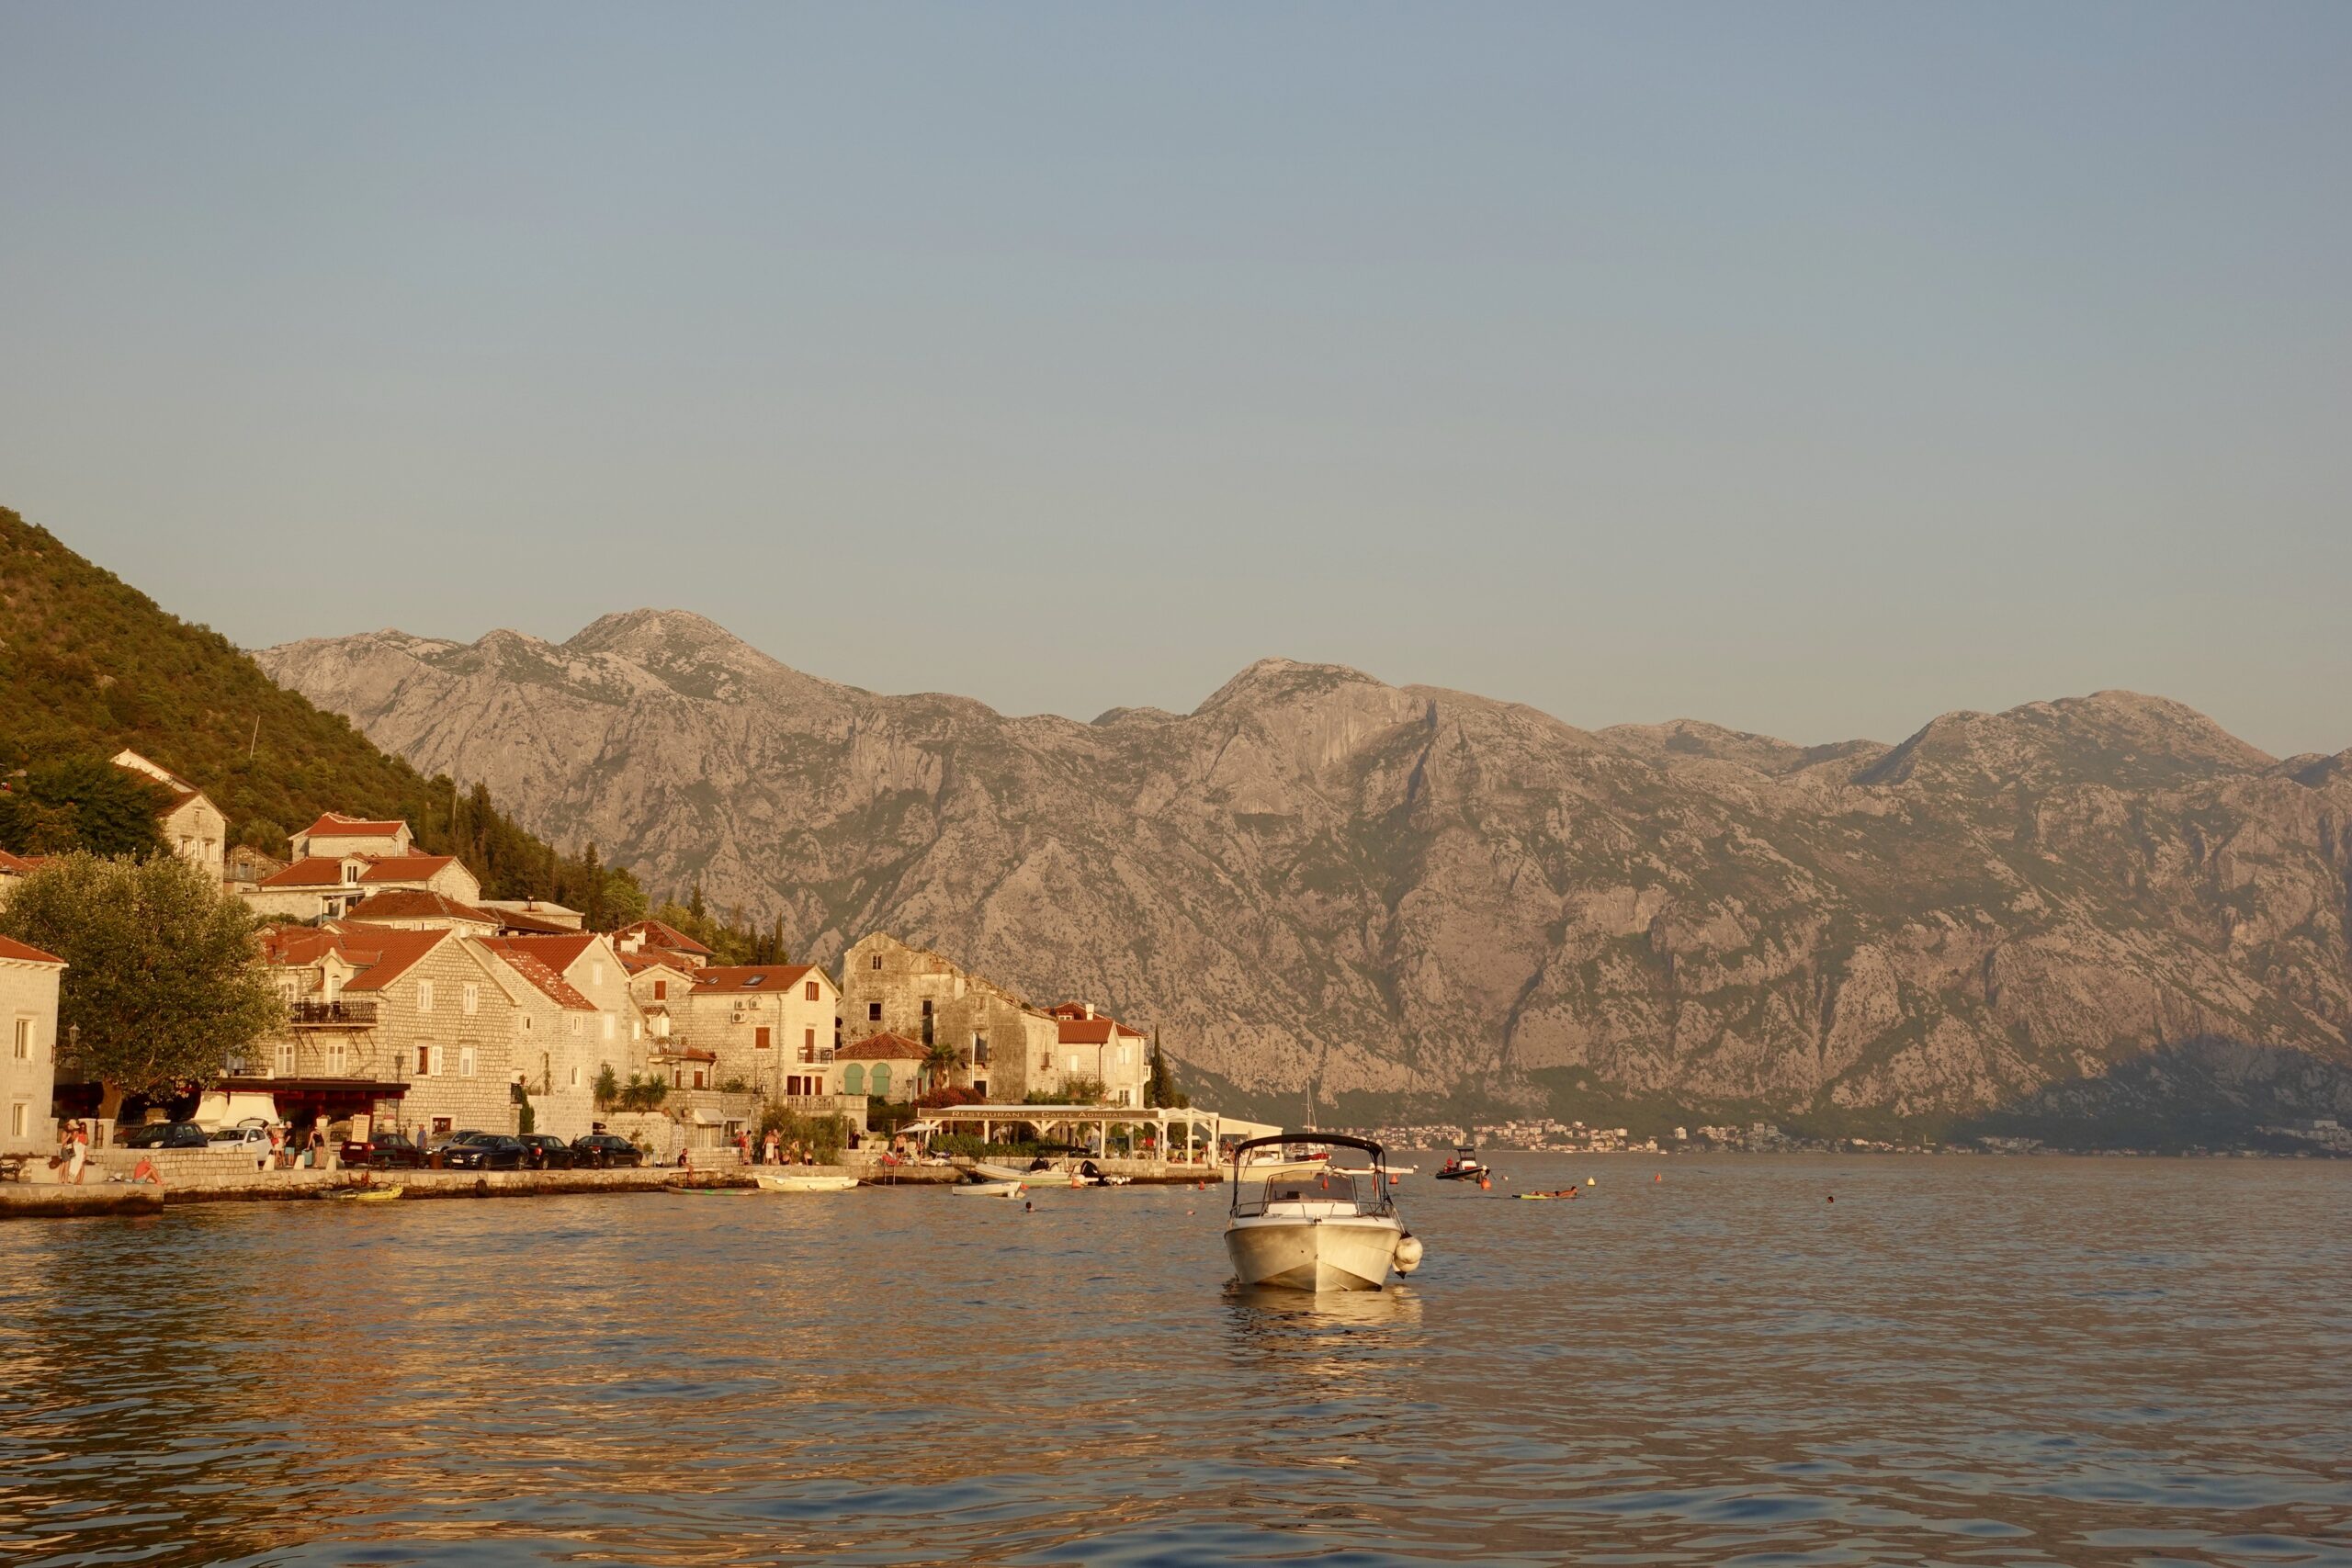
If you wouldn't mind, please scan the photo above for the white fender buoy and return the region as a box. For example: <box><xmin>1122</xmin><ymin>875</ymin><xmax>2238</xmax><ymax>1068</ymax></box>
<box><xmin>1394</xmin><ymin>1234</ymin><xmax>1424</xmax><ymax>1274</ymax></box>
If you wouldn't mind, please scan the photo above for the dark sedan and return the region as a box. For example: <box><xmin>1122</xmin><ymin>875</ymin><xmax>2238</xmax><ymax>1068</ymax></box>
<box><xmin>571</xmin><ymin>1134</ymin><xmax>643</xmax><ymax>1169</ymax></box>
<box><xmin>342</xmin><ymin>1131</ymin><xmax>426</xmax><ymax>1169</ymax></box>
<box><xmin>439</xmin><ymin>1134</ymin><xmax>526</xmax><ymax>1170</ymax></box>
<box><xmin>121</xmin><ymin>1121</ymin><xmax>209</xmax><ymax>1151</ymax></box>
<box><xmin>516</xmin><ymin>1134</ymin><xmax>576</xmax><ymax>1170</ymax></box>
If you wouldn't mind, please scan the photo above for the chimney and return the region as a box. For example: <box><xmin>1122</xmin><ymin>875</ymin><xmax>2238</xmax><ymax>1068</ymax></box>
<box><xmin>1084</xmin><ymin>1003</ymin><xmax>1095</xmax><ymax>1020</ymax></box>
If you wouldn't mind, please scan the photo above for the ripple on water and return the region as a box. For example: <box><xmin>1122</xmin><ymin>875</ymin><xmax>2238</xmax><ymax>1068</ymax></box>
<box><xmin>0</xmin><ymin>1156</ymin><xmax>2346</xmax><ymax>1567</ymax></box>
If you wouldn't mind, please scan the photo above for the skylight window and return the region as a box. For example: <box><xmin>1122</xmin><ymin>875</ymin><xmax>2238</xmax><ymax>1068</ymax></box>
<box><xmin>741</xmin><ymin>975</ymin><xmax>765</xmax><ymax>987</ymax></box>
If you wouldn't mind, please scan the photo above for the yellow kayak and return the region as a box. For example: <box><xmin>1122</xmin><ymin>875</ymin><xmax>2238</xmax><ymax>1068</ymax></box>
<box><xmin>330</xmin><ymin>1185</ymin><xmax>404</xmax><ymax>1203</ymax></box>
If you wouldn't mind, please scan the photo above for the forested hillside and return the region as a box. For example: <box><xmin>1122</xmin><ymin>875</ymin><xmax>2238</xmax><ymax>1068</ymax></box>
<box><xmin>0</xmin><ymin>505</ymin><xmax>639</xmax><ymax>918</ymax></box>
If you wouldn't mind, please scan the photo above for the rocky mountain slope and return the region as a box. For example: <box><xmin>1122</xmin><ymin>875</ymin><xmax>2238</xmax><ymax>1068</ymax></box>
<box><xmin>258</xmin><ymin>612</ymin><xmax>2352</xmax><ymax>1136</ymax></box>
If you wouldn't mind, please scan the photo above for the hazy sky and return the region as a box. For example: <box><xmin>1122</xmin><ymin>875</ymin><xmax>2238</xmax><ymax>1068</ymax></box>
<box><xmin>4</xmin><ymin>4</ymin><xmax>2346</xmax><ymax>755</ymax></box>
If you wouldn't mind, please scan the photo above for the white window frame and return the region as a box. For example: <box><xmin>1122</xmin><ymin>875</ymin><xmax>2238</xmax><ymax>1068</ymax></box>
<box><xmin>459</xmin><ymin>1046</ymin><xmax>478</xmax><ymax>1079</ymax></box>
<box><xmin>9</xmin><ymin>1101</ymin><xmax>27</xmax><ymax>1138</ymax></box>
<box><xmin>324</xmin><ymin>1041</ymin><xmax>348</xmax><ymax>1076</ymax></box>
<box><xmin>602</xmin><ymin>1012</ymin><xmax>615</xmax><ymax>1041</ymax></box>
<box><xmin>275</xmin><ymin>1041</ymin><xmax>297</xmax><ymax>1077</ymax></box>
<box><xmin>462</xmin><ymin>983</ymin><xmax>479</xmax><ymax>1016</ymax></box>
<box><xmin>416</xmin><ymin>979</ymin><xmax>435</xmax><ymax>1013</ymax></box>
<box><xmin>11</xmin><ymin>1017</ymin><xmax>29</xmax><ymax>1061</ymax></box>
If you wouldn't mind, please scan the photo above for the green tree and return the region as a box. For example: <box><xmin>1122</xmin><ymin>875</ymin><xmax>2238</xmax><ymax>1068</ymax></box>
<box><xmin>1146</xmin><ymin>1034</ymin><xmax>1176</xmax><ymax>1109</ymax></box>
<box><xmin>0</xmin><ymin>758</ymin><xmax>167</xmax><ymax>858</ymax></box>
<box><xmin>593</xmin><ymin>1064</ymin><xmax>621</xmax><ymax>1111</ymax></box>
<box><xmin>922</xmin><ymin>1037</ymin><xmax>963</xmax><ymax>1094</ymax></box>
<box><xmin>0</xmin><ymin>852</ymin><xmax>283</xmax><ymax>1116</ymax></box>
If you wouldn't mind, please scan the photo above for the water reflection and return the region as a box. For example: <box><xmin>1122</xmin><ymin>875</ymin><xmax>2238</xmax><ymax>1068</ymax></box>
<box><xmin>0</xmin><ymin>1159</ymin><xmax>2346</xmax><ymax>1567</ymax></box>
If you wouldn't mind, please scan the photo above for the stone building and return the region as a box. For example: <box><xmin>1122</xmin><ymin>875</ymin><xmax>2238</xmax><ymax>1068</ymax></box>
<box><xmin>254</xmin><ymin>924</ymin><xmax>528</xmax><ymax>1138</ymax></box>
<box><xmin>1044</xmin><ymin>1001</ymin><xmax>1152</xmax><ymax>1109</ymax></box>
<box><xmin>479</xmin><ymin>933</ymin><xmax>642</xmax><ymax>1138</ymax></box>
<box><xmin>0</xmin><ymin>848</ymin><xmax>40</xmax><ymax>909</ymax></box>
<box><xmin>834</xmin><ymin>1032</ymin><xmax>929</xmax><ymax>1103</ymax></box>
<box><xmin>678</xmin><ymin>964</ymin><xmax>841</xmax><ymax>1101</ymax></box>
<box><xmin>835</xmin><ymin>933</ymin><xmax>1064</xmax><ymax>1103</ymax></box>
<box><xmin>476</xmin><ymin>937</ymin><xmax>606</xmax><ymax>1139</ymax></box>
<box><xmin>112</xmin><ymin>750</ymin><xmax>226</xmax><ymax>884</ymax></box>
<box><xmin>0</xmin><ymin>933</ymin><xmax>63</xmax><ymax>1156</ymax></box>
<box><xmin>290</xmin><ymin>813</ymin><xmax>413</xmax><ymax>859</ymax></box>
<box><xmin>245</xmin><ymin>847</ymin><xmax>481</xmax><ymax>922</ymax></box>
<box><xmin>613</xmin><ymin>919</ymin><xmax>714</xmax><ymax>969</ymax></box>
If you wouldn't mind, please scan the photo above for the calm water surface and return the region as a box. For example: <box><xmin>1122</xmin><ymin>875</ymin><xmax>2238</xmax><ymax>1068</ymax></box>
<box><xmin>2</xmin><ymin>1156</ymin><xmax>2347</xmax><ymax>1566</ymax></box>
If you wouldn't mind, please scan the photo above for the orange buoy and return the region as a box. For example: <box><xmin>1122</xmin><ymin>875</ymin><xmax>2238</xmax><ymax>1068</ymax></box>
<box><xmin>1478</xmin><ymin>1177</ymin><xmax>1491</xmax><ymax>1190</ymax></box>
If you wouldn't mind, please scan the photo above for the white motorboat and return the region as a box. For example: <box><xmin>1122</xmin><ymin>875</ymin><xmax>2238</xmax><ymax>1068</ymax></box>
<box><xmin>1224</xmin><ymin>1134</ymin><xmax>1424</xmax><ymax>1292</ymax></box>
<box><xmin>951</xmin><ymin>1179</ymin><xmax>1024</xmax><ymax>1199</ymax></box>
<box><xmin>1335</xmin><ymin>1163</ymin><xmax>1416</xmax><ymax>1177</ymax></box>
<box><xmin>752</xmin><ymin>1170</ymin><xmax>858</xmax><ymax>1193</ymax></box>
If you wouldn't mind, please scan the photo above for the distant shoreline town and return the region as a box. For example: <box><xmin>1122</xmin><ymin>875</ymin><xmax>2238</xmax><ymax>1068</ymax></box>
<box><xmin>4</xmin><ymin>754</ymin><xmax>1264</xmax><ymax>1194</ymax></box>
<box><xmin>4</xmin><ymin>753</ymin><xmax>2346</xmax><ymax>1201</ymax></box>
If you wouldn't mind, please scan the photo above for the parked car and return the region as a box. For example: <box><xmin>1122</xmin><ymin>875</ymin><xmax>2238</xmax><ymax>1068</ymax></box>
<box><xmin>571</xmin><ymin>1134</ymin><xmax>643</xmax><ymax>1169</ymax></box>
<box><xmin>207</xmin><ymin>1125</ymin><xmax>274</xmax><ymax>1157</ymax></box>
<box><xmin>121</xmin><ymin>1121</ymin><xmax>208</xmax><ymax>1151</ymax></box>
<box><xmin>439</xmin><ymin>1134</ymin><xmax>526</xmax><ymax>1171</ymax></box>
<box><xmin>515</xmin><ymin>1134</ymin><xmax>576</xmax><ymax>1170</ymax></box>
<box><xmin>342</xmin><ymin>1131</ymin><xmax>426</xmax><ymax>1169</ymax></box>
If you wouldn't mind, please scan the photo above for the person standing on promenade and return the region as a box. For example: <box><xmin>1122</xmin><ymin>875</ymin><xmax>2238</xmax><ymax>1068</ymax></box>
<box><xmin>763</xmin><ymin>1129</ymin><xmax>780</xmax><ymax>1166</ymax></box>
<box><xmin>66</xmin><ymin>1121</ymin><xmax>88</xmax><ymax>1185</ymax></box>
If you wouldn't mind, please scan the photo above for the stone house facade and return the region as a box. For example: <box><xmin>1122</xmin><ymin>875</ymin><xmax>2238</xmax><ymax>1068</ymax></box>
<box><xmin>679</xmin><ymin>964</ymin><xmax>842</xmax><ymax>1100</ymax></box>
<box><xmin>255</xmin><ymin>924</ymin><xmax>527</xmax><ymax>1138</ymax></box>
<box><xmin>836</xmin><ymin>933</ymin><xmax>1062</xmax><ymax>1103</ymax></box>
<box><xmin>290</xmin><ymin>814</ymin><xmax>413</xmax><ymax>860</ymax></box>
<box><xmin>481</xmin><ymin>933</ymin><xmax>639</xmax><ymax>1139</ymax></box>
<box><xmin>835</xmin><ymin>1032</ymin><xmax>928</xmax><ymax>1102</ymax></box>
<box><xmin>0</xmin><ymin>933</ymin><xmax>63</xmax><ymax>1156</ymax></box>
<box><xmin>246</xmin><ymin>852</ymin><xmax>481</xmax><ymax>923</ymax></box>
<box><xmin>1045</xmin><ymin>1002</ymin><xmax>1152</xmax><ymax>1109</ymax></box>
<box><xmin>113</xmin><ymin>750</ymin><xmax>226</xmax><ymax>884</ymax></box>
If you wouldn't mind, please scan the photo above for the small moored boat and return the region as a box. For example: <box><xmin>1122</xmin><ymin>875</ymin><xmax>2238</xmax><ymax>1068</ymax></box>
<box><xmin>752</xmin><ymin>1171</ymin><xmax>858</xmax><ymax>1193</ymax></box>
<box><xmin>1224</xmin><ymin>1133</ymin><xmax>1423</xmax><ymax>1292</ymax></box>
<box><xmin>328</xmin><ymin>1184</ymin><xmax>403</xmax><ymax>1203</ymax></box>
<box><xmin>664</xmin><ymin>1184</ymin><xmax>758</xmax><ymax>1196</ymax></box>
<box><xmin>1433</xmin><ymin>1145</ymin><xmax>1489</xmax><ymax>1181</ymax></box>
<box><xmin>951</xmin><ymin>1179</ymin><xmax>1024</xmax><ymax>1199</ymax></box>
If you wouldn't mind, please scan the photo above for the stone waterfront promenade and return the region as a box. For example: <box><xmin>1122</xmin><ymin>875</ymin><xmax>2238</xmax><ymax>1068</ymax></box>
<box><xmin>0</xmin><ymin>1149</ymin><xmax>1226</xmax><ymax>1217</ymax></box>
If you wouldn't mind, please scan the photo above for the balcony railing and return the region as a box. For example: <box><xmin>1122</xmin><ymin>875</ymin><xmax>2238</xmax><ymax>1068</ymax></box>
<box><xmin>289</xmin><ymin>999</ymin><xmax>378</xmax><ymax>1027</ymax></box>
<box><xmin>797</xmin><ymin>1046</ymin><xmax>835</xmax><ymax>1064</ymax></box>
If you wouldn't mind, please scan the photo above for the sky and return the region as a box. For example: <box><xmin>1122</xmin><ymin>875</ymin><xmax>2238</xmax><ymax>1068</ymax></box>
<box><xmin>3</xmin><ymin>3</ymin><xmax>2347</xmax><ymax>756</ymax></box>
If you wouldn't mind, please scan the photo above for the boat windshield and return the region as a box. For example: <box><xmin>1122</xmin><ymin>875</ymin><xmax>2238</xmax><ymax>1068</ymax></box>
<box><xmin>1266</xmin><ymin>1170</ymin><xmax>1361</xmax><ymax>1203</ymax></box>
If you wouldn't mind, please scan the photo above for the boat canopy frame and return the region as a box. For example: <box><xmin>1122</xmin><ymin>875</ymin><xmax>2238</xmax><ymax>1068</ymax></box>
<box><xmin>1227</xmin><ymin>1132</ymin><xmax>1394</xmax><ymax>1218</ymax></box>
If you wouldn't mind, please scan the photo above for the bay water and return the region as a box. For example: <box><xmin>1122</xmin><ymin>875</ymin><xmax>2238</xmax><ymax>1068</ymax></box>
<box><xmin>2</xmin><ymin>1155</ymin><xmax>2346</xmax><ymax>1565</ymax></box>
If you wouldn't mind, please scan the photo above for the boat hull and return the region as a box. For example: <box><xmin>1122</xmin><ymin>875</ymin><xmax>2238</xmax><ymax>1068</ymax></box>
<box><xmin>951</xmin><ymin>1180</ymin><xmax>1023</xmax><ymax>1198</ymax></box>
<box><xmin>752</xmin><ymin>1172</ymin><xmax>857</xmax><ymax>1192</ymax></box>
<box><xmin>1225</xmin><ymin>1214</ymin><xmax>1401</xmax><ymax>1292</ymax></box>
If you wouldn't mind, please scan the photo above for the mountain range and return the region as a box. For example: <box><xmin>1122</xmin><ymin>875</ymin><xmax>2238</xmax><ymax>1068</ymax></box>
<box><xmin>257</xmin><ymin>611</ymin><xmax>2352</xmax><ymax>1140</ymax></box>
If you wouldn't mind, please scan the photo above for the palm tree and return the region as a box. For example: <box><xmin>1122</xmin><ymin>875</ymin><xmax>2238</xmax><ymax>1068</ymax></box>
<box><xmin>922</xmin><ymin>1038</ymin><xmax>963</xmax><ymax>1096</ymax></box>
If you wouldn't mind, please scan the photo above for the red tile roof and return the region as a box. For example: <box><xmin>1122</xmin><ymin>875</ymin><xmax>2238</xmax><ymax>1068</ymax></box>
<box><xmin>652</xmin><ymin>1043</ymin><xmax>718</xmax><ymax>1063</ymax></box>
<box><xmin>0</xmin><ymin>933</ymin><xmax>64</xmax><ymax>966</ymax></box>
<box><xmin>1055</xmin><ymin>1019</ymin><xmax>1144</xmax><ymax>1045</ymax></box>
<box><xmin>256</xmin><ymin>853</ymin><xmax>466</xmax><ymax>890</ymax></box>
<box><xmin>616</xmin><ymin>919</ymin><xmax>715</xmax><ymax>957</ymax></box>
<box><xmin>343</xmin><ymin>890</ymin><xmax>501</xmax><ymax>927</ymax></box>
<box><xmin>691</xmin><ymin>964</ymin><xmax>818</xmax><ymax>994</ymax></box>
<box><xmin>477</xmin><ymin>939</ymin><xmax>597</xmax><ymax>1010</ymax></box>
<box><xmin>0</xmin><ymin>848</ymin><xmax>46</xmax><ymax>874</ymax></box>
<box><xmin>333</xmin><ymin>928</ymin><xmax>455</xmax><ymax>993</ymax></box>
<box><xmin>489</xmin><ymin>932</ymin><xmax>603</xmax><ymax>976</ymax></box>
<box><xmin>836</xmin><ymin>1032</ymin><xmax>931</xmax><ymax>1061</ymax></box>
<box><xmin>359</xmin><ymin>855</ymin><xmax>460</xmax><ymax>884</ymax></box>
<box><xmin>257</xmin><ymin>856</ymin><xmax>354</xmax><ymax>888</ymax></box>
<box><xmin>300</xmin><ymin>813</ymin><xmax>408</xmax><ymax>839</ymax></box>
<box><xmin>489</xmin><ymin>908</ymin><xmax>573</xmax><ymax>935</ymax></box>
